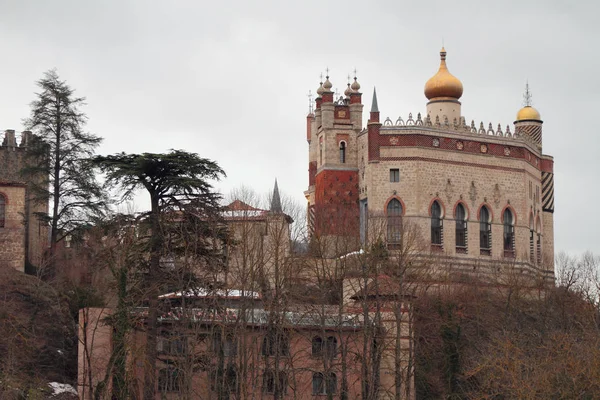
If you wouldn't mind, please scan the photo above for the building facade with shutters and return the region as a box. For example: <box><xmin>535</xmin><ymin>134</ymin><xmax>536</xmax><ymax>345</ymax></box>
<box><xmin>305</xmin><ymin>48</ymin><xmax>555</xmax><ymax>286</ymax></box>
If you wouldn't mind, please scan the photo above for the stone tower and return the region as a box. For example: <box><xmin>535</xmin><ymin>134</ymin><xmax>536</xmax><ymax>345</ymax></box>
<box><xmin>305</xmin><ymin>74</ymin><xmax>364</xmax><ymax>239</ymax></box>
<box><xmin>0</xmin><ymin>129</ymin><xmax>48</xmax><ymax>272</ymax></box>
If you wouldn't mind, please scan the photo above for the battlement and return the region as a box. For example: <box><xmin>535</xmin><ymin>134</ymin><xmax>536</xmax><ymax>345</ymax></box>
<box><xmin>0</xmin><ymin>129</ymin><xmax>33</xmax><ymax>150</ymax></box>
<box><xmin>364</xmin><ymin>112</ymin><xmax>541</xmax><ymax>150</ymax></box>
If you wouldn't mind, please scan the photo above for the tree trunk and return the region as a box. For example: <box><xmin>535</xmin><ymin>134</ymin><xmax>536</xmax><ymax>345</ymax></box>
<box><xmin>144</xmin><ymin>194</ymin><xmax>161</xmax><ymax>400</ymax></box>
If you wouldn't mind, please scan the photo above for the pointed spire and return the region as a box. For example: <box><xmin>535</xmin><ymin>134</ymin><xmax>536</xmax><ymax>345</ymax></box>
<box><xmin>371</xmin><ymin>87</ymin><xmax>379</xmax><ymax>113</ymax></box>
<box><xmin>270</xmin><ymin>179</ymin><xmax>282</xmax><ymax>213</ymax></box>
<box><xmin>523</xmin><ymin>81</ymin><xmax>533</xmax><ymax>107</ymax></box>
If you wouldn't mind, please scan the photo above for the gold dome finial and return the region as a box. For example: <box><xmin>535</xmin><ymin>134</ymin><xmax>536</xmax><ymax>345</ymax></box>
<box><xmin>516</xmin><ymin>82</ymin><xmax>541</xmax><ymax>121</ymax></box>
<box><xmin>424</xmin><ymin>47</ymin><xmax>463</xmax><ymax>101</ymax></box>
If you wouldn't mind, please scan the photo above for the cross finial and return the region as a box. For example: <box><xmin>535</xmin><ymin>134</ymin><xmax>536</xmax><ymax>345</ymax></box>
<box><xmin>325</xmin><ymin>66</ymin><xmax>329</xmax><ymax>77</ymax></box>
<box><xmin>308</xmin><ymin>90</ymin><xmax>313</xmax><ymax>114</ymax></box>
<box><xmin>347</xmin><ymin>74</ymin><xmax>351</xmax><ymax>84</ymax></box>
<box><xmin>523</xmin><ymin>80</ymin><xmax>533</xmax><ymax>107</ymax></box>
<box><xmin>319</xmin><ymin>72</ymin><xmax>323</xmax><ymax>82</ymax></box>
<box><xmin>353</xmin><ymin>67</ymin><xmax>357</xmax><ymax>78</ymax></box>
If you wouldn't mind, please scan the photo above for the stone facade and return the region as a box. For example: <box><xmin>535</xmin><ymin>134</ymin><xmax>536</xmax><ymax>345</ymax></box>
<box><xmin>305</xmin><ymin>50</ymin><xmax>555</xmax><ymax>286</ymax></box>
<box><xmin>0</xmin><ymin>130</ymin><xmax>48</xmax><ymax>272</ymax></box>
<box><xmin>0</xmin><ymin>183</ymin><xmax>26</xmax><ymax>270</ymax></box>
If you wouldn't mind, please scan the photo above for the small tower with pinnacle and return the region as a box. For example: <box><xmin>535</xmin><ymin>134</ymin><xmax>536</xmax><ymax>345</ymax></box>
<box><xmin>305</xmin><ymin>69</ymin><xmax>363</xmax><ymax>239</ymax></box>
<box><xmin>514</xmin><ymin>82</ymin><xmax>543</xmax><ymax>150</ymax></box>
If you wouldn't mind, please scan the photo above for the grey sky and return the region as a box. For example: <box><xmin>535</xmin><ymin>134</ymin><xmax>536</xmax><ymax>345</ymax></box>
<box><xmin>0</xmin><ymin>0</ymin><xmax>598</xmax><ymax>255</ymax></box>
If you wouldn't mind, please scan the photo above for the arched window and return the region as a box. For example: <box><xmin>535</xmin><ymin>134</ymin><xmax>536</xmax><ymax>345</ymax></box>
<box><xmin>431</xmin><ymin>201</ymin><xmax>443</xmax><ymax>248</ymax></box>
<box><xmin>311</xmin><ymin>336</ymin><xmax>323</xmax><ymax>356</ymax></box>
<box><xmin>536</xmin><ymin>220</ymin><xmax>542</xmax><ymax>265</ymax></box>
<box><xmin>326</xmin><ymin>336</ymin><xmax>337</xmax><ymax>359</ymax></box>
<box><xmin>319</xmin><ymin>141</ymin><xmax>323</xmax><ymax>165</ymax></box>
<box><xmin>262</xmin><ymin>330</ymin><xmax>289</xmax><ymax>356</ymax></box>
<box><xmin>312</xmin><ymin>372</ymin><xmax>337</xmax><ymax>395</ymax></box>
<box><xmin>339</xmin><ymin>141</ymin><xmax>346</xmax><ymax>163</ymax></box>
<box><xmin>529</xmin><ymin>215</ymin><xmax>535</xmax><ymax>262</ymax></box>
<box><xmin>503</xmin><ymin>208</ymin><xmax>515</xmax><ymax>258</ymax></box>
<box><xmin>479</xmin><ymin>206</ymin><xmax>491</xmax><ymax>255</ymax></box>
<box><xmin>455</xmin><ymin>203</ymin><xmax>467</xmax><ymax>253</ymax></box>
<box><xmin>159</xmin><ymin>367</ymin><xmax>182</xmax><ymax>393</ymax></box>
<box><xmin>386</xmin><ymin>199</ymin><xmax>403</xmax><ymax>247</ymax></box>
<box><xmin>263</xmin><ymin>370</ymin><xmax>287</xmax><ymax>395</ymax></box>
<box><xmin>312</xmin><ymin>336</ymin><xmax>337</xmax><ymax>359</ymax></box>
<box><xmin>0</xmin><ymin>194</ymin><xmax>5</xmax><ymax>228</ymax></box>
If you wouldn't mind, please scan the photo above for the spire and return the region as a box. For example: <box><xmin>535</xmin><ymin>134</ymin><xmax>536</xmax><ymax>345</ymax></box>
<box><xmin>270</xmin><ymin>179</ymin><xmax>282</xmax><ymax>213</ymax></box>
<box><xmin>371</xmin><ymin>87</ymin><xmax>379</xmax><ymax>113</ymax></box>
<box><xmin>523</xmin><ymin>81</ymin><xmax>533</xmax><ymax>107</ymax></box>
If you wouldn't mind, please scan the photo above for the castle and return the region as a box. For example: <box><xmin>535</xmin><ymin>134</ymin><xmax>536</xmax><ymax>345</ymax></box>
<box><xmin>0</xmin><ymin>130</ymin><xmax>47</xmax><ymax>272</ymax></box>
<box><xmin>305</xmin><ymin>47</ymin><xmax>555</xmax><ymax>285</ymax></box>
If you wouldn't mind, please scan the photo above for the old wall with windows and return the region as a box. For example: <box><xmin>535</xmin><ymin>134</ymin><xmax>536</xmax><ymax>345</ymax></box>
<box><xmin>360</xmin><ymin>143</ymin><xmax>550</xmax><ymax>275</ymax></box>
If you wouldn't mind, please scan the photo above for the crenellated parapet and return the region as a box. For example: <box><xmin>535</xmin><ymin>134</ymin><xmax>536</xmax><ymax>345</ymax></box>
<box><xmin>0</xmin><ymin>129</ymin><xmax>33</xmax><ymax>150</ymax></box>
<box><xmin>378</xmin><ymin>112</ymin><xmax>540</xmax><ymax>150</ymax></box>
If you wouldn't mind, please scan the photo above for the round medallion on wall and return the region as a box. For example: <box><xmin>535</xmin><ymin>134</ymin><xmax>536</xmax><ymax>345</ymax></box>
<box><xmin>389</xmin><ymin>137</ymin><xmax>399</xmax><ymax>145</ymax></box>
<box><xmin>432</xmin><ymin>138</ymin><xmax>440</xmax><ymax>147</ymax></box>
<box><xmin>504</xmin><ymin>147</ymin><xmax>510</xmax><ymax>156</ymax></box>
<box><xmin>456</xmin><ymin>141</ymin><xmax>464</xmax><ymax>150</ymax></box>
<box><xmin>480</xmin><ymin>143</ymin><xmax>488</xmax><ymax>153</ymax></box>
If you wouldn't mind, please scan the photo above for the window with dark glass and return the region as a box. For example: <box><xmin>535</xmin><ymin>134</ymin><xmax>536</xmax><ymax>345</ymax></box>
<box><xmin>503</xmin><ymin>209</ymin><xmax>515</xmax><ymax>257</ymax></box>
<box><xmin>479</xmin><ymin>206</ymin><xmax>491</xmax><ymax>254</ymax></box>
<box><xmin>386</xmin><ymin>199</ymin><xmax>403</xmax><ymax>245</ymax></box>
<box><xmin>158</xmin><ymin>331</ymin><xmax>186</xmax><ymax>355</ymax></box>
<box><xmin>312</xmin><ymin>372</ymin><xmax>337</xmax><ymax>395</ymax></box>
<box><xmin>262</xmin><ymin>330</ymin><xmax>289</xmax><ymax>356</ymax></box>
<box><xmin>210</xmin><ymin>365</ymin><xmax>238</xmax><ymax>396</ymax></box>
<box><xmin>536</xmin><ymin>228</ymin><xmax>542</xmax><ymax>264</ymax></box>
<box><xmin>390</xmin><ymin>168</ymin><xmax>400</xmax><ymax>182</ymax></box>
<box><xmin>0</xmin><ymin>195</ymin><xmax>5</xmax><ymax>228</ymax></box>
<box><xmin>529</xmin><ymin>216</ymin><xmax>535</xmax><ymax>262</ymax></box>
<box><xmin>455</xmin><ymin>203</ymin><xmax>467</xmax><ymax>251</ymax></box>
<box><xmin>263</xmin><ymin>370</ymin><xmax>287</xmax><ymax>395</ymax></box>
<box><xmin>158</xmin><ymin>367</ymin><xmax>182</xmax><ymax>393</ymax></box>
<box><xmin>312</xmin><ymin>336</ymin><xmax>337</xmax><ymax>359</ymax></box>
<box><xmin>431</xmin><ymin>201</ymin><xmax>443</xmax><ymax>246</ymax></box>
<box><xmin>212</xmin><ymin>330</ymin><xmax>237</xmax><ymax>357</ymax></box>
<box><xmin>339</xmin><ymin>141</ymin><xmax>346</xmax><ymax>163</ymax></box>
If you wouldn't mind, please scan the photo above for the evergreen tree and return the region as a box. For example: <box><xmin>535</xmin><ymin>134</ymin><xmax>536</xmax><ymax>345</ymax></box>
<box><xmin>94</xmin><ymin>150</ymin><xmax>225</xmax><ymax>400</ymax></box>
<box><xmin>23</xmin><ymin>69</ymin><xmax>105</xmax><ymax>274</ymax></box>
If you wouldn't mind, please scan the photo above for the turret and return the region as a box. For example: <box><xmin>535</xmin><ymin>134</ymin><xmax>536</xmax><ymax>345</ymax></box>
<box><xmin>514</xmin><ymin>83</ymin><xmax>543</xmax><ymax>150</ymax></box>
<box><xmin>424</xmin><ymin>47</ymin><xmax>463</xmax><ymax>123</ymax></box>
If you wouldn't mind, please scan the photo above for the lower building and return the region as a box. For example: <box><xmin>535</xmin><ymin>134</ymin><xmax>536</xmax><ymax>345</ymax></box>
<box><xmin>78</xmin><ymin>281</ymin><xmax>414</xmax><ymax>400</ymax></box>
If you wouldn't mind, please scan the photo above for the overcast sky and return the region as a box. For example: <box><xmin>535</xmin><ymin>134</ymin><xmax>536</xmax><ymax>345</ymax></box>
<box><xmin>0</xmin><ymin>0</ymin><xmax>598</xmax><ymax>255</ymax></box>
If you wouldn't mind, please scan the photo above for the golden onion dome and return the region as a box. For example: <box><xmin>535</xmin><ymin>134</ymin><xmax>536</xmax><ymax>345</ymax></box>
<box><xmin>323</xmin><ymin>76</ymin><xmax>333</xmax><ymax>91</ymax></box>
<box><xmin>516</xmin><ymin>105</ymin><xmax>541</xmax><ymax>121</ymax></box>
<box><xmin>424</xmin><ymin>47</ymin><xmax>463</xmax><ymax>100</ymax></box>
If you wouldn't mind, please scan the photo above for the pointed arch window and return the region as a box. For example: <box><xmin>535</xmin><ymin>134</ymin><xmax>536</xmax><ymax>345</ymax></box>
<box><xmin>529</xmin><ymin>215</ymin><xmax>535</xmax><ymax>262</ymax></box>
<box><xmin>386</xmin><ymin>199</ymin><xmax>403</xmax><ymax>247</ymax></box>
<box><xmin>431</xmin><ymin>201</ymin><xmax>443</xmax><ymax>249</ymax></box>
<box><xmin>455</xmin><ymin>203</ymin><xmax>467</xmax><ymax>253</ymax></box>
<box><xmin>339</xmin><ymin>141</ymin><xmax>346</xmax><ymax>163</ymax></box>
<box><xmin>0</xmin><ymin>194</ymin><xmax>5</xmax><ymax>228</ymax></box>
<box><xmin>503</xmin><ymin>208</ymin><xmax>515</xmax><ymax>258</ymax></box>
<box><xmin>479</xmin><ymin>206</ymin><xmax>491</xmax><ymax>256</ymax></box>
<box><xmin>536</xmin><ymin>220</ymin><xmax>542</xmax><ymax>265</ymax></box>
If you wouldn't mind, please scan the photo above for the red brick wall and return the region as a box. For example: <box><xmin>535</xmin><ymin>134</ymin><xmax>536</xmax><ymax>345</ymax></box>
<box><xmin>314</xmin><ymin>169</ymin><xmax>359</xmax><ymax>236</ymax></box>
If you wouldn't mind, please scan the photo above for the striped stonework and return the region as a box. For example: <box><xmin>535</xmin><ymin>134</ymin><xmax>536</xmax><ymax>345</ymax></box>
<box><xmin>542</xmin><ymin>171</ymin><xmax>554</xmax><ymax>213</ymax></box>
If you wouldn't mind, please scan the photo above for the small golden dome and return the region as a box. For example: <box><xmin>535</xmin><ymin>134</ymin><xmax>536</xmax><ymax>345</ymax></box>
<box><xmin>323</xmin><ymin>76</ymin><xmax>333</xmax><ymax>91</ymax></box>
<box><xmin>424</xmin><ymin>47</ymin><xmax>463</xmax><ymax>100</ymax></box>
<box><xmin>516</xmin><ymin>105</ymin><xmax>541</xmax><ymax>121</ymax></box>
